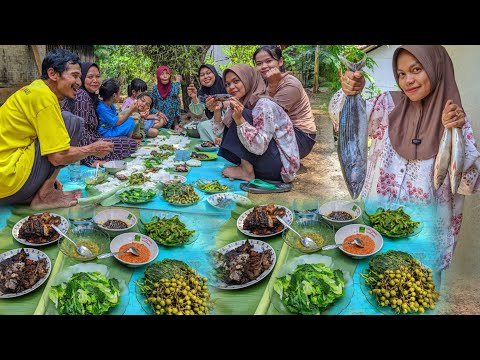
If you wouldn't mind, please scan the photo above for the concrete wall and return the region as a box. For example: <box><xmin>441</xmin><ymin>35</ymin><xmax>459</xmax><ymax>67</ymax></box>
<box><xmin>367</xmin><ymin>45</ymin><xmax>480</xmax><ymax>283</ymax></box>
<box><xmin>0</xmin><ymin>45</ymin><xmax>46</xmax><ymax>104</ymax></box>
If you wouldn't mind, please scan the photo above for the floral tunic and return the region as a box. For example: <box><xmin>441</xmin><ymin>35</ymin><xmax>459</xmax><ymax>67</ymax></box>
<box><xmin>213</xmin><ymin>98</ymin><xmax>300</xmax><ymax>182</ymax></box>
<box><xmin>150</xmin><ymin>82</ymin><xmax>181</xmax><ymax>129</ymax></box>
<box><xmin>61</xmin><ymin>88</ymin><xmax>137</xmax><ymax>166</ymax></box>
<box><xmin>329</xmin><ymin>90</ymin><xmax>480</xmax><ymax>270</ymax></box>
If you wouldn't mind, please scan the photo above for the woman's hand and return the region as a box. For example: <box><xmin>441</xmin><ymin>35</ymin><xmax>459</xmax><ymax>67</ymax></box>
<box><xmin>266</xmin><ymin>68</ymin><xmax>289</xmax><ymax>89</ymax></box>
<box><xmin>339</xmin><ymin>68</ymin><xmax>365</xmax><ymax>96</ymax></box>
<box><xmin>187</xmin><ymin>83</ymin><xmax>198</xmax><ymax>101</ymax></box>
<box><xmin>140</xmin><ymin>109</ymin><xmax>150</xmax><ymax>118</ymax></box>
<box><xmin>229</xmin><ymin>97</ymin><xmax>244</xmax><ymax>123</ymax></box>
<box><xmin>206</xmin><ymin>96</ymin><xmax>222</xmax><ymax>112</ymax></box>
<box><xmin>154</xmin><ymin>112</ymin><xmax>168</xmax><ymax>127</ymax></box>
<box><xmin>442</xmin><ymin>99</ymin><xmax>465</xmax><ymax>129</ymax></box>
<box><xmin>174</xmin><ymin>74</ymin><xmax>183</xmax><ymax>83</ymax></box>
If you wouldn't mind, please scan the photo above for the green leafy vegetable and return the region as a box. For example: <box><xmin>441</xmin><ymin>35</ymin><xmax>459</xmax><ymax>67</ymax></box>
<box><xmin>77</xmin><ymin>183</ymin><xmax>127</xmax><ymax>205</ymax></box>
<box><xmin>48</xmin><ymin>272</ymin><xmax>121</xmax><ymax>315</ymax></box>
<box><xmin>162</xmin><ymin>183</ymin><xmax>199</xmax><ymax>205</ymax></box>
<box><xmin>118</xmin><ymin>188</ymin><xmax>156</xmax><ymax>203</ymax></box>
<box><xmin>141</xmin><ymin>215</ymin><xmax>195</xmax><ymax>246</ymax></box>
<box><xmin>367</xmin><ymin>207</ymin><xmax>420</xmax><ymax>237</ymax></box>
<box><xmin>144</xmin><ymin>259</ymin><xmax>191</xmax><ymax>283</ymax></box>
<box><xmin>273</xmin><ymin>263</ymin><xmax>345</xmax><ymax>315</ymax></box>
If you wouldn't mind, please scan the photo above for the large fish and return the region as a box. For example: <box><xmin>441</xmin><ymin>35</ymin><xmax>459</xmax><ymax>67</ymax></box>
<box><xmin>433</xmin><ymin>128</ymin><xmax>452</xmax><ymax>190</ymax></box>
<box><xmin>338</xmin><ymin>55</ymin><xmax>368</xmax><ymax>199</ymax></box>
<box><xmin>449</xmin><ymin>127</ymin><xmax>465</xmax><ymax>194</ymax></box>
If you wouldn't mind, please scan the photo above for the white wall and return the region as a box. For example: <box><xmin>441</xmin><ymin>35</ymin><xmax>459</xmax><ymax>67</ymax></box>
<box><xmin>364</xmin><ymin>45</ymin><xmax>400</xmax><ymax>93</ymax></box>
<box><xmin>206</xmin><ymin>45</ymin><xmax>229</xmax><ymax>72</ymax></box>
<box><xmin>367</xmin><ymin>45</ymin><xmax>480</xmax><ymax>283</ymax></box>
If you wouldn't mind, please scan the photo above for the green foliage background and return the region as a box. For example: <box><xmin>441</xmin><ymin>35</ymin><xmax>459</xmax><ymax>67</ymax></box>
<box><xmin>94</xmin><ymin>44</ymin><xmax>381</xmax><ymax>109</ymax></box>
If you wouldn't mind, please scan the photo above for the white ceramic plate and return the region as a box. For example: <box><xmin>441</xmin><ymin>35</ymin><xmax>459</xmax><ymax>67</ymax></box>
<box><xmin>237</xmin><ymin>205</ymin><xmax>294</xmax><ymax>238</ymax></box>
<box><xmin>195</xmin><ymin>144</ymin><xmax>219</xmax><ymax>152</ymax></box>
<box><xmin>213</xmin><ymin>239</ymin><xmax>276</xmax><ymax>290</ymax></box>
<box><xmin>0</xmin><ymin>248</ymin><xmax>52</xmax><ymax>298</ymax></box>
<box><xmin>12</xmin><ymin>213</ymin><xmax>69</xmax><ymax>247</ymax></box>
<box><xmin>207</xmin><ymin>193</ymin><xmax>252</xmax><ymax>209</ymax></box>
<box><xmin>160</xmin><ymin>175</ymin><xmax>187</xmax><ymax>185</ymax></box>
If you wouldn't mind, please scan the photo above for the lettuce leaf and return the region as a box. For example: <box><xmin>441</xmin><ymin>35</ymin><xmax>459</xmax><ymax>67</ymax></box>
<box><xmin>48</xmin><ymin>271</ymin><xmax>121</xmax><ymax>315</ymax></box>
<box><xmin>273</xmin><ymin>263</ymin><xmax>345</xmax><ymax>315</ymax></box>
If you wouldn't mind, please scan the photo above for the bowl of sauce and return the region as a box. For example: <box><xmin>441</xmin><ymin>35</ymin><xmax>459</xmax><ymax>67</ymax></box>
<box><xmin>94</xmin><ymin>209</ymin><xmax>137</xmax><ymax>237</ymax></box>
<box><xmin>334</xmin><ymin>224</ymin><xmax>383</xmax><ymax>259</ymax></box>
<box><xmin>110</xmin><ymin>233</ymin><xmax>158</xmax><ymax>268</ymax></box>
<box><xmin>319</xmin><ymin>200</ymin><xmax>362</xmax><ymax>228</ymax></box>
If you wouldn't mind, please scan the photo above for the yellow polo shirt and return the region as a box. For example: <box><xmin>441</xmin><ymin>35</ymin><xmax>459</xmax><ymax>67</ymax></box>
<box><xmin>0</xmin><ymin>79</ymin><xmax>71</xmax><ymax>198</ymax></box>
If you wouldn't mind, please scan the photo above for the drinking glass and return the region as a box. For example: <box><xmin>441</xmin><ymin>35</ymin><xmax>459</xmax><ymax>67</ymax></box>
<box><xmin>63</xmin><ymin>161</ymin><xmax>86</xmax><ymax>191</ymax></box>
<box><xmin>68</xmin><ymin>204</ymin><xmax>95</xmax><ymax>228</ymax></box>
<box><xmin>68</xmin><ymin>161</ymin><xmax>82</xmax><ymax>183</ymax></box>
<box><xmin>292</xmin><ymin>199</ymin><xmax>319</xmax><ymax>220</ymax></box>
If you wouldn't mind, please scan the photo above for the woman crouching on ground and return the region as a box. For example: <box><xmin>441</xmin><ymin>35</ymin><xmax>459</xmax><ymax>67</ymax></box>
<box><xmin>207</xmin><ymin>64</ymin><xmax>300</xmax><ymax>183</ymax></box>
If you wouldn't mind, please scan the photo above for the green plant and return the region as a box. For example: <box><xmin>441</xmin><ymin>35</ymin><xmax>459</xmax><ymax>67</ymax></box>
<box><xmin>283</xmin><ymin>45</ymin><xmax>378</xmax><ymax>95</ymax></box>
<box><xmin>219</xmin><ymin>45</ymin><xmax>260</xmax><ymax>72</ymax></box>
<box><xmin>94</xmin><ymin>45</ymin><xmax>211</xmax><ymax>109</ymax></box>
<box><xmin>94</xmin><ymin>45</ymin><xmax>155</xmax><ymax>93</ymax></box>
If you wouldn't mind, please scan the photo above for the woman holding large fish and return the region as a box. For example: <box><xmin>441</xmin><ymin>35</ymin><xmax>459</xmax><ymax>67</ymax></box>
<box><xmin>329</xmin><ymin>45</ymin><xmax>480</xmax><ymax>270</ymax></box>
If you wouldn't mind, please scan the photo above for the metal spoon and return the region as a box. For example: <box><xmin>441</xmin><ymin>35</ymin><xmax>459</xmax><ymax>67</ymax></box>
<box><xmin>97</xmin><ymin>247</ymin><xmax>140</xmax><ymax>259</ymax></box>
<box><xmin>276</xmin><ymin>216</ymin><xmax>317</xmax><ymax>248</ymax></box>
<box><xmin>322</xmin><ymin>238</ymin><xmax>365</xmax><ymax>251</ymax></box>
<box><xmin>94</xmin><ymin>162</ymin><xmax>100</xmax><ymax>179</ymax></box>
<box><xmin>51</xmin><ymin>224</ymin><xmax>94</xmax><ymax>258</ymax></box>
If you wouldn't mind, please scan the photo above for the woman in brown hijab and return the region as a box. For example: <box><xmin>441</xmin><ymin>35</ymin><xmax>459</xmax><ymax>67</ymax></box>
<box><xmin>207</xmin><ymin>64</ymin><xmax>300</xmax><ymax>184</ymax></box>
<box><xmin>328</xmin><ymin>45</ymin><xmax>480</xmax><ymax>271</ymax></box>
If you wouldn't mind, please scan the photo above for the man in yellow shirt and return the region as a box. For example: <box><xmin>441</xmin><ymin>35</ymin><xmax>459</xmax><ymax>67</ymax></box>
<box><xmin>0</xmin><ymin>48</ymin><xmax>114</xmax><ymax>209</ymax></box>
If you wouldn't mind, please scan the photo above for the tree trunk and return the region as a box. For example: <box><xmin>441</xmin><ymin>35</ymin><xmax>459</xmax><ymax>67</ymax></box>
<box><xmin>313</xmin><ymin>45</ymin><xmax>320</xmax><ymax>93</ymax></box>
<box><xmin>180</xmin><ymin>45</ymin><xmax>211</xmax><ymax>112</ymax></box>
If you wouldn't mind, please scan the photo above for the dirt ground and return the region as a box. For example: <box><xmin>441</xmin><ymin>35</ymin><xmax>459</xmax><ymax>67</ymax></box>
<box><xmin>247</xmin><ymin>90</ymin><xmax>479</xmax><ymax>315</ymax></box>
<box><xmin>247</xmin><ymin>90</ymin><xmax>348</xmax><ymax>205</ymax></box>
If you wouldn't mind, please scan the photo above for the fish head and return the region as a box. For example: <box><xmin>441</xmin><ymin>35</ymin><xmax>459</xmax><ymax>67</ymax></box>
<box><xmin>347</xmin><ymin>181</ymin><xmax>362</xmax><ymax>200</ymax></box>
<box><xmin>346</xmin><ymin>163</ymin><xmax>366</xmax><ymax>199</ymax></box>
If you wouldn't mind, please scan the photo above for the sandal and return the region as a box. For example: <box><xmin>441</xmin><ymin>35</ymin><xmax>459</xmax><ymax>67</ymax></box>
<box><xmin>240</xmin><ymin>179</ymin><xmax>292</xmax><ymax>194</ymax></box>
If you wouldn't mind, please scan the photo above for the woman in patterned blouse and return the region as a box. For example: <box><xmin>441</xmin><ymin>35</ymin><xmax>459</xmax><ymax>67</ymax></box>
<box><xmin>61</xmin><ymin>62</ymin><xmax>137</xmax><ymax>167</ymax></box>
<box><xmin>329</xmin><ymin>45</ymin><xmax>480</xmax><ymax>270</ymax></box>
<box><xmin>150</xmin><ymin>65</ymin><xmax>182</xmax><ymax>131</ymax></box>
<box><xmin>208</xmin><ymin>64</ymin><xmax>300</xmax><ymax>183</ymax></box>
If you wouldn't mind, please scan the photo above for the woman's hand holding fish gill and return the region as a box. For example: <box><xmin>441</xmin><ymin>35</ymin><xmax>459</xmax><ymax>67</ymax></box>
<box><xmin>442</xmin><ymin>99</ymin><xmax>465</xmax><ymax>129</ymax></box>
<box><xmin>339</xmin><ymin>68</ymin><xmax>365</xmax><ymax>96</ymax></box>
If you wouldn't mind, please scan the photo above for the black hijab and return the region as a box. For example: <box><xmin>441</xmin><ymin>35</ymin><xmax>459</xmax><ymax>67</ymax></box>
<box><xmin>197</xmin><ymin>64</ymin><xmax>225</xmax><ymax>118</ymax></box>
<box><xmin>80</xmin><ymin>61</ymin><xmax>100</xmax><ymax>107</ymax></box>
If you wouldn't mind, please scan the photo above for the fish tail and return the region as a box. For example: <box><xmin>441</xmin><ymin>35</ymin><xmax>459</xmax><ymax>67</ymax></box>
<box><xmin>339</xmin><ymin>54</ymin><xmax>367</xmax><ymax>72</ymax></box>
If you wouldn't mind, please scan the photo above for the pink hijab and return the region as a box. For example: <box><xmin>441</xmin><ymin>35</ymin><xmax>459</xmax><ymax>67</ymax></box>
<box><xmin>388</xmin><ymin>45</ymin><xmax>462</xmax><ymax>160</ymax></box>
<box><xmin>156</xmin><ymin>65</ymin><xmax>172</xmax><ymax>100</ymax></box>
